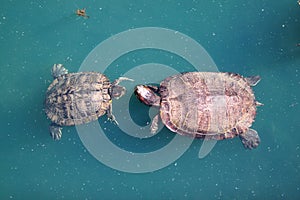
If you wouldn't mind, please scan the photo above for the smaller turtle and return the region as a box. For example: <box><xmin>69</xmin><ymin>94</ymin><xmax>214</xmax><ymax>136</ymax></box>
<box><xmin>45</xmin><ymin>64</ymin><xmax>133</xmax><ymax>140</ymax></box>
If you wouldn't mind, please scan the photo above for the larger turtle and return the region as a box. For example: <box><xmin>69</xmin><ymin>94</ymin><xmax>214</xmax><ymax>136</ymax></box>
<box><xmin>45</xmin><ymin>64</ymin><xmax>133</xmax><ymax>140</ymax></box>
<box><xmin>134</xmin><ymin>72</ymin><xmax>262</xmax><ymax>149</ymax></box>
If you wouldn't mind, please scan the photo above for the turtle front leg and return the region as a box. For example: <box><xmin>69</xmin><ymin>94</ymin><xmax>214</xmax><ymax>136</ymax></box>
<box><xmin>49</xmin><ymin>123</ymin><xmax>62</xmax><ymax>140</ymax></box>
<box><xmin>107</xmin><ymin>104</ymin><xmax>119</xmax><ymax>125</ymax></box>
<box><xmin>150</xmin><ymin>114</ymin><xmax>160</xmax><ymax>134</ymax></box>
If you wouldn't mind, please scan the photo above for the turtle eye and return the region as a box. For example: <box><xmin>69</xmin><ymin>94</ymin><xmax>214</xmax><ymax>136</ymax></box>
<box><xmin>112</xmin><ymin>85</ymin><xmax>125</xmax><ymax>99</ymax></box>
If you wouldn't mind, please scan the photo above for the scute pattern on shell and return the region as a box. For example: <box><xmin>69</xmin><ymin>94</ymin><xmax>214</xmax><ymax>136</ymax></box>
<box><xmin>159</xmin><ymin>72</ymin><xmax>257</xmax><ymax>140</ymax></box>
<box><xmin>45</xmin><ymin>72</ymin><xmax>111</xmax><ymax>126</ymax></box>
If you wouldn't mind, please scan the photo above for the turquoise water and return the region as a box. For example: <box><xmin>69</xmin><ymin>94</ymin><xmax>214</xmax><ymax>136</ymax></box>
<box><xmin>1</xmin><ymin>0</ymin><xmax>300</xmax><ymax>199</ymax></box>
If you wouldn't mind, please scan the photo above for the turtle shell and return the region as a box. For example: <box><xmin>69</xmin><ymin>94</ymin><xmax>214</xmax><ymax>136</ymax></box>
<box><xmin>159</xmin><ymin>72</ymin><xmax>257</xmax><ymax>140</ymax></box>
<box><xmin>45</xmin><ymin>72</ymin><xmax>111</xmax><ymax>126</ymax></box>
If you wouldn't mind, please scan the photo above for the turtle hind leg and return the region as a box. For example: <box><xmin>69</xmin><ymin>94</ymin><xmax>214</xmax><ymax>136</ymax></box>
<box><xmin>51</xmin><ymin>64</ymin><xmax>68</xmax><ymax>79</ymax></box>
<box><xmin>239</xmin><ymin>129</ymin><xmax>260</xmax><ymax>149</ymax></box>
<box><xmin>49</xmin><ymin>123</ymin><xmax>63</xmax><ymax>140</ymax></box>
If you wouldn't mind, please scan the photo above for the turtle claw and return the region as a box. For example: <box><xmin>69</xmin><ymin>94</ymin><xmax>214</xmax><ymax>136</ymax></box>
<box><xmin>107</xmin><ymin>114</ymin><xmax>119</xmax><ymax>126</ymax></box>
<box><xmin>49</xmin><ymin>124</ymin><xmax>62</xmax><ymax>140</ymax></box>
<box><xmin>107</xmin><ymin>104</ymin><xmax>119</xmax><ymax>125</ymax></box>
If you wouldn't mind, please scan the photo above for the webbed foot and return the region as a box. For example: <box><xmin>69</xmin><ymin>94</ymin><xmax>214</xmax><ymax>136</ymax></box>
<box><xmin>51</xmin><ymin>64</ymin><xmax>68</xmax><ymax>79</ymax></box>
<box><xmin>49</xmin><ymin>123</ymin><xmax>62</xmax><ymax>140</ymax></box>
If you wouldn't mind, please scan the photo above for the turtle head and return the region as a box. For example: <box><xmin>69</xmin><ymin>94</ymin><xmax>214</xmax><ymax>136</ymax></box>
<box><xmin>111</xmin><ymin>85</ymin><xmax>126</xmax><ymax>99</ymax></box>
<box><xmin>134</xmin><ymin>85</ymin><xmax>160</xmax><ymax>107</ymax></box>
<box><xmin>111</xmin><ymin>77</ymin><xmax>134</xmax><ymax>99</ymax></box>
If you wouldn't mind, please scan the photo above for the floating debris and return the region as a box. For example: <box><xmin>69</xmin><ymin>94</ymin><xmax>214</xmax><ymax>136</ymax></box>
<box><xmin>76</xmin><ymin>8</ymin><xmax>89</xmax><ymax>18</ymax></box>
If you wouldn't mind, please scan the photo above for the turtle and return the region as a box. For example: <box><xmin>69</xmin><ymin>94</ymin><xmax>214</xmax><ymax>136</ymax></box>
<box><xmin>134</xmin><ymin>72</ymin><xmax>262</xmax><ymax>150</ymax></box>
<box><xmin>45</xmin><ymin>64</ymin><xmax>133</xmax><ymax>140</ymax></box>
